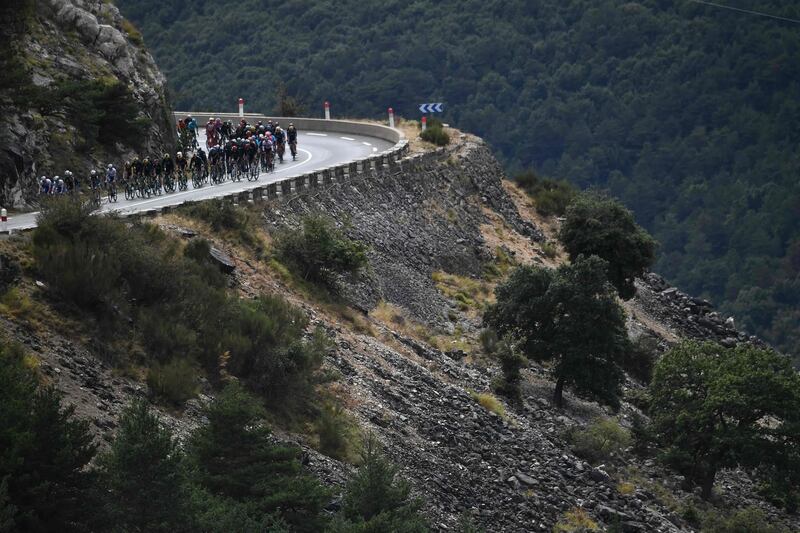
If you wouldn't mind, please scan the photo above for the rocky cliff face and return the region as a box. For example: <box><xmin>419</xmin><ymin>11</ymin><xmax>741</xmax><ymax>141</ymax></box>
<box><xmin>0</xmin><ymin>0</ymin><xmax>176</xmax><ymax>208</ymax></box>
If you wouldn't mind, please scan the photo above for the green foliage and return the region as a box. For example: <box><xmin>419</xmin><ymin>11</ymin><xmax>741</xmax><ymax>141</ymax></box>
<box><xmin>116</xmin><ymin>0</ymin><xmax>800</xmax><ymax>359</ymax></box>
<box><xmin>327</xmin><ymin>435</ymin><xmax>428</xmax><ymax>532</ymax></box>
<box><xmin>0</xmin><ymin>341</ymin><xmax>97</xmax><ymax>532</ymax></box>
<box><xmin>97</xmin><ymin>399</ymin><xmax>189</xmax><ymax>532</ymax></box>
<box><xmin>649</xmin><ymin>341</ymin><xmax>800</xmax><ymax>504</ymax></box>
<box><xmin>180</xmin><ymin>199</ymin><xmax>258</xmax><ymax>248</ymax></box>
<box><xmin>147</xmin><ymin>358</ymin><xmax>199</xmax><ymax>405</ymax></box>
<box><xmin>567</xmin><ymin>418</ymin><xmax>631</xmax><ymax>464</ymax></box>
<box><xmin>32</xmin><ymin>198</ymin><xmax>325</xmax><ymax>410</ymax></box>
<box><xmin>274</xmin><ymin>214</ymin><xmax>369</xmax><ymax>289</ymax></box>
<box><xmin>420</xmin><ymin>124</ymin><xmax>450</xmax><ymax>146</ymax></box>
<box><xmin>484</xmin><ymin>255</ymin><xmax>630</xmax><ymax>408</ymax></box>
<box><xmin>701</xmin><ymin>506</ymin><xmax>789</xmax><ymax>533</ymax></box>
<box><xmin>492</xmin><ymin>336</ymin><xmax>527</xmax><ymax>399</ymax></box>
<box><xmin>559</xmin><ymin>193</ymin><xmax>657</xmax><ymax>300</ymax></box>
<box><xmin>514</xmin><ymin>171</ymin><xmax>577</xmax><ymax>217</ymax></box>
<box><xmin>619</xmin><ymin>334</ymin><xmax>659</xmax><ymax>383</ymax></box>
<box><xmin>316</xmin><ymin>402</ymin><xmax>358</xmax><ymax>461</ymax></box>
<box><xmin>186</xmin><ymin>383</ymin><xmax>330</xmax><ymax>532</ymax></box>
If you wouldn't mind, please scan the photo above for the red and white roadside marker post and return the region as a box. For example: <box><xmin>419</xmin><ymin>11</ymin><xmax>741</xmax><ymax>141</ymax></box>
<box><xmin>388</xmin><ymin>107</ymin><xmax>395</xmax><ymax>128</ymax></box>
<box><xmin>324</xmin><ymin>101</ymin><xmax>331</xmax><ymax>120</ymax></box>
<box><xmin>1</xmin><ymin>208</ymin><xmax>7</xmax><ymax>234</ymax></box>
<box><xmin>238</xmin><ymin>98</ymin><xmax>245</xmax><ymax>118</ymax></box>
<box><xmin>421</xmin><ymin>116</ymin><xmax>427</xmax><ymax>132</ymax></box>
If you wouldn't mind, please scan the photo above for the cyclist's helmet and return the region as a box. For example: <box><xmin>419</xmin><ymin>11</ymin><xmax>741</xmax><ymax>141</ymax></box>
<box><xmin>90</xmin><ymin>170</ymin><xmax>97</xmax><ymax>176</ymax></box>
<box><xmin>143</xmin><ymin>158</ymin><xmax>149</xmax><ymax>163</ymax></box>
<box><xmin>54</xmin><ymin>175</ymin><xmax>60</xmax><ymax>181</ymax></box>
<box><xmin>65</xmin><ymin>170</ymin><xmax>72</xmax><ymax>176</ymax></box>
<box><xmin>163</xmin><ymin>153</ymin><xmax>169</xmax><ymax>159</ymax></box>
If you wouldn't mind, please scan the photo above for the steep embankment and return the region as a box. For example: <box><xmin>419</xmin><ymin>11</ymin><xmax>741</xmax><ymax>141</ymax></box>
<box><xmin>3</xmin><ymin>130</ymin><xmax>796</xmax><ymax>532</ymax></box>
<box><xmin>0</xmin><ymin>0</ymin><xmax>176</xmax><ymax>208</ymax></box>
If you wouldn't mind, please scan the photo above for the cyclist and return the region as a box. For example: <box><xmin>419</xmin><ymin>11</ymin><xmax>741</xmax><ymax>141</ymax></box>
<box><xmin>161</xmin><ymin>153</ymin><xmax>174</xmax><ymax>178</ymax></box>
<box><xmin>105</xmin><ymin>164</ymin><xmax>117</xmax><ymax>191</ymax></box>
<box><xmin>208</xmin><ymin>144</ymin><xmax>224</xmax><ymax>181</ymax></box>
<box><xmin>89</xmin><ymin>169</ymin><xmax>101</xmax><ymax>191</ymax></box>
<box><xmin>287</xmin><ymin>123</ymin><xmax>298</xmax><ymax>161</ymax></box>
<box><xmin>131</xmin><ymin>156</ymin><xmax>143</xmax><ymax>182</ymax></box>
<box><xmin>266</xmin><ymin>120</ymin><xmax>275</xmax><ymax>134</ymax></box>
<box><xmin>176</xmin><ymin>151</ymin><xmax>187</xmax><ymax>176</ymax></box>
<box><xmin>222</xmin><ymin>120</ymin><xmax>233</xmax><ymax>143</ymax></box>
<box><xmin>39</xmin><ymin>176</ymin><xmax>52</xmax><ymax>195</ymax></box>
<box><xmin>186</xmin><ymin>115</ymin><xmax>198</xmax><ymax>149</ymax></box>
<box><xmin>259</xmin><ymin>133</ymin><xmax>274</xmax><ymax>170</ymax></box>
<box><xmin>206</xmin><ymin>118</ymin><xmax>218</xmax><ymax>149</ymax></box>
<box><xmin>273</xmin><ymin>126</ymin><xmax>286</xmax><ymax>163</ymax></box>
<box><xmin>63</xmin><ymin>170</ymin><xmax>77</xmax><ymax>192</ymax></box>
<box><xmin>123</xmin><ymin>160</ymin><xmax>133</xmax><ymax>183</ymax></box>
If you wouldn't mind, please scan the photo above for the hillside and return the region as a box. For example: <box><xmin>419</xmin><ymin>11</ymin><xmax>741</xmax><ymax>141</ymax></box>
<box><xmin>1</xmin><ymin>130</ymin><xmax>798</xmax><ymax>532</ymax></box>
<box><xmin>115</xmin><ymin>0</ymin><xmax>800</xmax><ymax>362</ymax></box>
<box><xmin>0</xmin><ymin>0</ymin><xmax>176</xmax><ymax>208</ymax></box>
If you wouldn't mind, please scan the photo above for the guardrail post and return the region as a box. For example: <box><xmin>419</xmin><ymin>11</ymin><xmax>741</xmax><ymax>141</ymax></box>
<box><xmin>238</xmin><ymin>98</ymin><xmax>244</xmax><ymax>118</ymax></box>
<box><xmin>324</xmin><ymin>101</ymin><xmax>331</xmax><ymax>120</ymax></box>
<box><xmin>421</xmin><ymin>116</ymin><xmax>427</xmax><ymax>132</ymax></box>
<box><xmin>388</xmin><ymin>107</ymin><xmax>395</xmax><ymax>128</ymax></box>
<box><xmin>1</xmin><ymin>208</ymin><xmax>7</xmax><ymax>234</ymax></box>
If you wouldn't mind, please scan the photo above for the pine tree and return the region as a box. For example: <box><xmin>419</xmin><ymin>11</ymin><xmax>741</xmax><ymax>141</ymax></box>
<box><xmin>327</xmin><ymin>435</ymin><xmax>428</xmax><ymax>533</ymax></box>
<box><xmin>97</xmin><ymin>399</ymin><xmax>189</xmax><ymax>532</ymax></box>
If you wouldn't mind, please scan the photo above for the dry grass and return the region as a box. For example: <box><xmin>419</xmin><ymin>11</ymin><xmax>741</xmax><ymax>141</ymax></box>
<box><xmin>553</xmin><ymin>507</ymin><xmax>600</xmax><ymax>532</ymax></box>
<box><xmin>618</xmin><ymin>481</ymin><xmax>636</xmax><ymax>495</ymax></box>
<box><xmin>431</xmin><ymin>271</ymin><xmax>494</xmax><ymax>315</ymax></box>
<box><xmin>470</xmin><ymin>391</ymin><xmax>506</xmax><ymax>418</ymax></box>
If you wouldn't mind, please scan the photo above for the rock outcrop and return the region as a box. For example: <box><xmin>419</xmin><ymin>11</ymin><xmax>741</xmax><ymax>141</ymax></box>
<box><xmin>0</xmin><ymin>0</ymin><xmax>176</xmax><ymax>208</ymax></box>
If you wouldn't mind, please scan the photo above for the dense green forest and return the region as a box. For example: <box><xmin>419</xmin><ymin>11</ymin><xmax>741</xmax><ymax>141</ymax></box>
<box><xmin>115</xmin><ymin>0</ymin><xmax>800</xmax><ymax>360</ymax></box>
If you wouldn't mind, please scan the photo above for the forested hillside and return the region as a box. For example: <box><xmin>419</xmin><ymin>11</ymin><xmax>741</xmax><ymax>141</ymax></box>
<box><xmin>116</xmin><ymin>0</ymin><xmax>800</xmax><ymax>360</ymax></box>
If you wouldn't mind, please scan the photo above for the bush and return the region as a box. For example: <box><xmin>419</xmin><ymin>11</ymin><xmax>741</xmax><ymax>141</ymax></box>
<box><xmin>493</xmin><ymin>337</ymin><xmax>526</xmax><ymax>399</ymax></box>
<box><xmin>619</xmin><ymin>334</ymin><xmax>659</xmax><ymax>383</ymax></box>
<box><xmin>180</xmin><ymin>200</ymin><xmax>258</xmax><ymax>248</ymax></box>
<box><xmin>514</xmin><ymin>171</ymin><xmax>577</xmax><ymax>217</ymax></box>
<box><xmin>701</xmin><ymin>506</ymin><xmax>788</xmax><ymax>533</ymax></box>
<box><xmin>147</xmin><ymin>358</ymin><xmax>199</xmax><ymax>406</ymax></box>
<box><xmin>274</xmin><ymin>214</ymin><xmax>368</xmax><ymax>289</ymax></box>
<box><xmin>316</xmin><ymin>402</ymin><xmax>358</xmax><ymax>461</ymax></box>
<box><xmin>421</xmin><ymin>125</ymin><xmax>450</xmax><ymax>146</ymax></box>
<box><xmin>568</xmin><ymin>418</ymin><xmax>631</xmax><ymax>464</ymax></box>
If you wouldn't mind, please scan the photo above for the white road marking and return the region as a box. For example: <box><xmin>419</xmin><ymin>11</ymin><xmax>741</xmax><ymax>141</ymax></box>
<box><xmin>372</xmin><ymin>147</ymin><xmax>378</xmax><ymax>152</ymax></box>
<box><xmin>307</xmin><ymin>132</ymin><xmax>327</xmax><ymax>136</ymax></box>
<box><xmin>340</xmin><ymin>136</ymin><xmax>355</xmax><ymax>141</ymax></box>
<box><xmin>362</xmin><ymin>142</ymin><xmax>372</xmax><ymax>146</ymax></box>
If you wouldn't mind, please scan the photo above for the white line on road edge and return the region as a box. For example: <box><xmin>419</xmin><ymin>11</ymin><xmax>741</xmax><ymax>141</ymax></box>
<box><xmin>307</xmin><ymin>133</ymin><xmax>327</xmax><ymax>136</ymax></box>
<box><xmin>340</xmin><ymin>136</ymin><xmax>355</xmax><ymax>141</ymax></box>
<box><xmin>362</xmin><ymin>142</ymin><xmax>372</xmax><ymax>146</ymax></box>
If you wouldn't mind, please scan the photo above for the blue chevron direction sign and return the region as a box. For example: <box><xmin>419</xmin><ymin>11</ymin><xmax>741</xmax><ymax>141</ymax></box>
<box><xmin>419</xmin><ymin>103</ymin><xmax>444</xmax><ymax>113</ymax></box>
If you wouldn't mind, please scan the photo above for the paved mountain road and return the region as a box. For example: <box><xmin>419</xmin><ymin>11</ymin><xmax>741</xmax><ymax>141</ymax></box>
<box><xmin>6</xmin><ymin>128</ymin><xmax>394</xmax><ymax>232</ymax></box>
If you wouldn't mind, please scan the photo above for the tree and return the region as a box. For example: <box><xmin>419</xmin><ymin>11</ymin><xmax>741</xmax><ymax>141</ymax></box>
<box><xmin>484</xmin><ymin>255</ymin><xmax>629</xmax><ymax>408</ymax></box>
<box><xmin>327</xmin><ymin>435</ymin><xmax>428</xmax><ymax>533</ymax></box>
<box><xmin>649</xmin><ymin>341</ymin><xmax>800</xmax><ymax>505</ymax></box>
<box><xmin>559</xmin><ymin>193</ymin><xmax>657</xmax><ymax>299</ymax></box>
<box><xmin>97</xmin><ymin>399</ymin><xmax>190</xmax><ymax>532</ymax></box>
<box><xmin>0</xmin><ymin>342</ymin><xmax>97</xmax><ymax>532</ymax></box>
<box><xmin>185</xmin><ymin>383</ymin><xmax>330</xmax><ymax>532</ymax></box>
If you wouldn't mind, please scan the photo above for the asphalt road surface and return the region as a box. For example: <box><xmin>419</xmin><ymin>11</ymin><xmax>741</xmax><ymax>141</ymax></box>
<box><xmin>6</xmin><ymin>127</ymin><xmax>395</xmax><ymax>232</ymax></box>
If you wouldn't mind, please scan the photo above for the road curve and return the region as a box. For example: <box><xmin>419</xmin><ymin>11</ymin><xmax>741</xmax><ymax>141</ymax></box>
<box><xmin>5</xmin><ymin>127</ymin><xmax>395</xmax><ymax>232</ymax></box>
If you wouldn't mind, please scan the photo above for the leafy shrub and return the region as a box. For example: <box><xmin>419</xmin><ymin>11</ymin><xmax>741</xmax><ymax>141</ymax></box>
<box><xmin>701</xmin><ymin>506</ymin><xmax>788</xmax><ymax>533</ymax></box>
<box><xmin>541</xmin><ymin>241</ymin><xmax>558</xmax><ymax>258</ymax></box>
<box><xmin>619</xmin><ymin>334</ymin><xmax>659</xmax><ymax>383</ymax></box>
<box><xmin>316</xmin><ymin>402</ymin><xmax>358</xmax><ymax>461</ymax></box>
<box><xmin>568</xmin><ymin>418</ymin><xmax>631</xmax><ymax>464</ymax></box>
<box><xmin>493</xmin><ymin>337</ymin><xmax>526</xmax><ymax>399</ymax></box>
<box><xmin>274</xmin><ymin>214</ymin><xmax>368</xmax><ymax>289</ymax></box>
<box><xmin>32</xmin><ymin>199</ymin><xmax>327</xmax><ymax>412</ymax></box>
<box><xmin>147</xmin><ymin>358</ymin><xmax>199</xmax><ymax>406</ymax></box>
<box><xmin>421</xmin><ymin>125</ymin><xmax>450</xmax><ymax>146</ymax></box>
<box><xmin>120</xmin><ymin>18</ymin><xmax>144</xmax><ymax>46</ymax></box>
<box><xmin>479</xmin><ymin>328</ymin><xmax>499</xmax><ymax>355</ymax></box>
<box><xmin>180</xmin><ymin>199</ymin><xmax>258</xmax><ymax>248</ymax></box>
<box><xmin>514</xmin><ymin>171</ymin><xmax>577</xmax><ymax>217</ymax></box>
